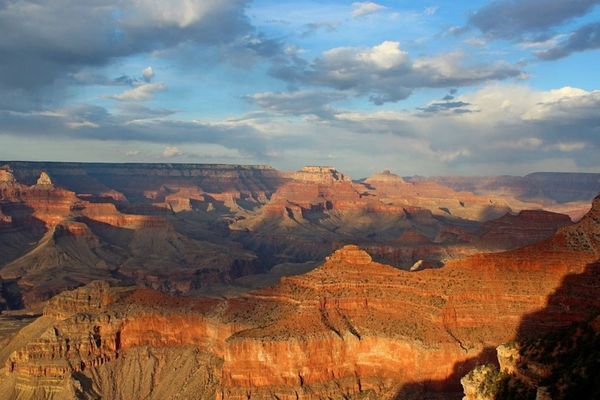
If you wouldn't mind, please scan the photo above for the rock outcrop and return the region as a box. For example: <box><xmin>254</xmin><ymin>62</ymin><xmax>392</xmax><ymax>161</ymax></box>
<box><xmin>0</xmin><ymin>166</ymin><xmax>16</xmax><ymax>184</ymax></box>
<box><xmin>35</xmin><ymin>171</ymin><xmax>52</xmax><ymax>186</ymax></box>
<box><xmin>364</xmin><ymin>169</ymin><xmax>406</xmax><ymax>184</ymax></box>
<box><xmin>462</xmin><ymin>314</ymin><xmax>600</xmax><ymax>400</ymax></box>
<box><xmin>291</xmin><ymin>165</ymin><xmax>351</xmax><ymax>184</ymax></box>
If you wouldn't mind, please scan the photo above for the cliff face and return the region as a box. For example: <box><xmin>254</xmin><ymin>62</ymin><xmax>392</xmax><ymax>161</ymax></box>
<box><xmin>0</xmin><ymin>168</ymin><xmax>78</xmax><ymax>227</ymax></box>
<box><xmin>2</xmin><ymin>193</ymin><xmax>598</xmax><ymax>400</ymax></box>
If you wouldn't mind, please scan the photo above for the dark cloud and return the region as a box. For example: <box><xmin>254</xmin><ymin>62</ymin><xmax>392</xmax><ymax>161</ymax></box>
<box><xmin>0</xmin><ymin>0</ymin><xmax>252</xmax><ymax>105</ymax></box>
<box><xmin>468</xmin><ymin>0</ymin><xmax>600</xmax><ymax>39</ymax></box>
<box><xmin>536</xmin><ymin>22</ymin><xmax>600</xmax><ymax>59</ymax></box>
<box><xmin>418</xmin><ymin>101</ymin><xmax>472</xmax><ymax>114</ymax></box>
<box><xmin>246</xmin><ymin>91</ymin><xmax>346</xmax><ymax>118</ymax></box>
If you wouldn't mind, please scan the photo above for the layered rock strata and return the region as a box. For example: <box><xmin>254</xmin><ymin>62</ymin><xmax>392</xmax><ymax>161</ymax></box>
<box><xmin>2</xmin><ymin>194</ymin><xmax>598</xmax><ymax>399</ymax></box>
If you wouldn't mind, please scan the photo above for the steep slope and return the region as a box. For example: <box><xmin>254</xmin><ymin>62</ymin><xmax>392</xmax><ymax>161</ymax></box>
<box><xmin>0</xmin><ymin>221</ymin><xmax>124</xmax><ymax>305</ymax></box>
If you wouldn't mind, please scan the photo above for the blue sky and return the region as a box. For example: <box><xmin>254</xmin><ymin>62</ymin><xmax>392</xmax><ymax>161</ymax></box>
<box><xmin>0</xmin><ymin>0</ymin><xmax>599</xmax><ymax>177</ymax></box>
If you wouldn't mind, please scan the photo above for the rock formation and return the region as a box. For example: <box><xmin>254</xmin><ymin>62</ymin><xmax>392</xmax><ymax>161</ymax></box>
<box><xmin>0</xmin><ymin>166</ymin><xmax>16</xmax><ymax>184</ymax></box>
<box><xmin>35</xmin><ymin>171</ymin><xmax>52</xmax><ymax>186</ymax></box>
<box><xmin>291</xmin><ymin>165</ymin><xmax>351</xmax><ymax>184</ymax></box>
<box><xmin>461</xmin><ymin>314</ymin><xmax>600</xmax><ymax>400</ymax></box>
<box><xmin>364</xmin><ymin>169</ymin><xmax>406</xmax><ymax>184</ymax></box>
<box><xmin>1</xmin><ymin>162</ymin><xmax>586</xmax><ymax>309</ymax></box>
<box><xmin>1</xmin><ymin>193</ymin><xmax>598</xmax><ymax>399</ymax></box>
<box><xmin>0</xmin><ymin>170</ymin><xmax>260</xmax><ymax>308</ymax></box>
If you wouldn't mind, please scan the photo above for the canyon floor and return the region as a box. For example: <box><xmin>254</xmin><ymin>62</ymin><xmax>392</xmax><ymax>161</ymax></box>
<box><xmin>0</xmin><ymin>162</ymin><xmax>599</xmax><ymax>399</ymax></box>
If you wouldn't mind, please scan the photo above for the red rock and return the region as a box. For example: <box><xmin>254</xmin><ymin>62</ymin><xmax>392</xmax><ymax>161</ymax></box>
<box><xmin>4</xmin><ymin>193</ymin><xmax>598</xmax><ymax>399</ymax></box>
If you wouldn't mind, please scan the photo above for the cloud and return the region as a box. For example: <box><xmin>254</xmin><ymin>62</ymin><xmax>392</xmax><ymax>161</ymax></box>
<box><xmin>161</xmin><ymin>146</ymin><xmax>184</xmax><ymax>157</ymax></box>
<box><xmin>536</xmin><ymin>22</ymin><xmax>600</xmax><ymax>60</ymax></box>
<box><xmin>125</xmin><ymin>149</ymin><xmax>140</xmax><ymax>156</ymax></box>
<box><xmin>0</xmin><ymin>0</ymin><xmax>252</xmax><ymax>98</ymax></box>
<box><xmin>247</xmin><ymin>91</ymin><xmax>346</xmax><ymax>117</ymax></box>
<box><xmin>142</xmin><ymin>66</ymin><xmax>155</xmax><ymax>82</ymax></box>
<box><xmin>418</xmin><ymin>100</ymin><xmax>472</xmax><ymax>114</ymax></box>
<box><xmin>116</xmin><ymin>104</ymin><xmax>176</xmax><ymax>120</ymax></box>
<box><xmin>300</xmin><ymin>22</ymin><xmax>338</xmax><ymax>38</ymax></box>
<box><xmin>548</xmin><ymin>142</ymin><xmax>587</xmax><ymax>152</ymax></box>
<box><xmin>468</xmin><ymin>0</ymin><xmax>600</xmax><ymax>40</ymax></box>
<box><xmin>351</xmin><ymin>2</ymin><xmax>385</xmax><ymax>18</ymax></box>
<box><xmin>108</xmin><ymin>83</ymin><xmax>166</xmax><ymax>101</ymax></box>
<box><xmin>278</xmin><ymin>41</ymin><xmax>523</xmax><ymax>104</ymax></box>
<box><xmin>0</xmin><ymin>103</ymin><xmax>273</xmax><ymax>158</ymax></box>
<box><xmin>1</xmin><ymin>84</ymin><xmax>599</xmax><ymax>174</ymax></box>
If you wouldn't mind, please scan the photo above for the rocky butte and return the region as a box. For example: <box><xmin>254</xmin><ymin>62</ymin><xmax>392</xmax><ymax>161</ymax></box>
<box><xmin>0</xmin><ymin>193</ymin><xmax>598</xmax><ymax>400</ymax></box>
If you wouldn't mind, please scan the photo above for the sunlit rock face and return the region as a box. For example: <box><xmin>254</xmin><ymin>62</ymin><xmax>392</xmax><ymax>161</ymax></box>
<box><xmin>35</xmin><ymin>171</ymin><xmax>52</xmax><ymax>186</ymax></box>
<box><xmin>291</xmin><ymin>165</ymin><xmax>352</xmax><ymax>184</ymax></box>
<box><xmin>0</xmin><ymin>167</ymin><xmax>17</xmax><ymax>184</ymax></box>
<box><xmin>2</xmin><ymin>195</ymin><xmax>598</xmax><ymax>400</ymax></box>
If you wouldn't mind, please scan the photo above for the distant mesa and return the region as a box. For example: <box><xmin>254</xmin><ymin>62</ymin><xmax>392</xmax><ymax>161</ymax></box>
<box><xmin>364</xmin><ymin>169</ymin><xmax>406</xmax><ymax>184</ymax></box>
<box><xmin>292</xmin><ymin>165</ymin><xmax>351</xmax><ymax>184</ymax></box>
<box><xmin>36</xmin><ymin>171</ymin><xmax>53</xmax><ymax>186</ymax></box>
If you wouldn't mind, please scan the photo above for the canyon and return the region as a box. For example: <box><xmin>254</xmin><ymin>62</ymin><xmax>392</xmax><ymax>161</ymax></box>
<box><xmin>2</xmin><ymin>162</ymin><xmax>596</xmax><ymax>307</ymax></box>
<box><xmin>0</xmin><ymin>162</ymin><xmax>599</xmax><ymax>399</ymax></box>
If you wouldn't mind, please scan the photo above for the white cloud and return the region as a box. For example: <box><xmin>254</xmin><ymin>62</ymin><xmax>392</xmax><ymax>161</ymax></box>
<box><xmin>307</xmin><ymin>42</ymin><xmax>522</xmax><ymax>104</ymax></box>
<box><xmin>66</xmin><ymin>120</ymin><xmax>100</xmax><ymax>129</ymax></box>
<box><xmin>464</xmin><ymin>37</ymin><xmax>487</xmax><ymax>47</ymax></box>
<box><xmin>142</xmin><ymin>66</ymin><xmax>155</xmax><ymax>82</ymax></box>
<box><xmin>125</xmin><ymin>149</ymin><xmax>140</xmax><ymax>156</ymax></box>
<box><xmin>360</xmin><ymin>41</ymin><xmax>409</xmax><ymax>69</ymax></box>
<box><xmin>108</xmin><ymin>83</ymin><xmax>166</xmax><ymax>101</ymax></box>
<box><xmin>522</xmin><ymin>87</ymin><xmax>598</xmax><ymax>120</ymax></box>
<box><xmin>161</xmin><ymin>146</ymin><xmax>184</xmax><ymax>157</ymax></box>
<box><xmin>351</xmin><ymin>2</ymin><xmax>385</xmax><ymax>18</ymax></box>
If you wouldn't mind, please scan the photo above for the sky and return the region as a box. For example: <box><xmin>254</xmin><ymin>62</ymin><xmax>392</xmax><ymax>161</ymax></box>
<box><xmin>0</xmin><ymin>0</ymin><xmax>599</xmax><ymax>178</ymax></box>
